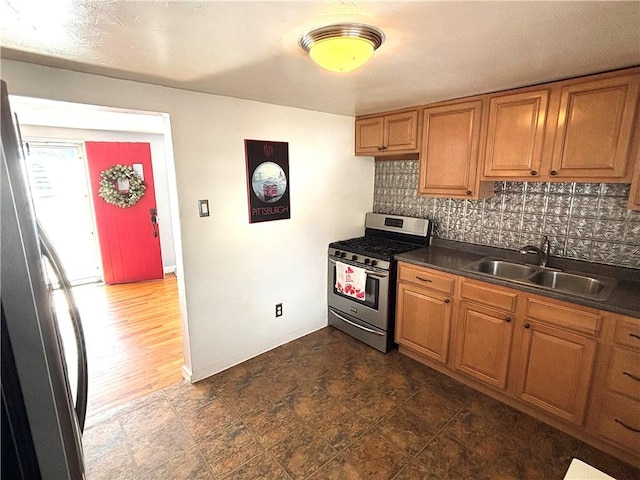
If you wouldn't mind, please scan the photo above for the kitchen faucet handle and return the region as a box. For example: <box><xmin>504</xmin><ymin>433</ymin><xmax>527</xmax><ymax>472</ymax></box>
<box><xmin>541</xmin><ymin>235</ymin><xmax>550</xmax><ymax>252</ymax></box>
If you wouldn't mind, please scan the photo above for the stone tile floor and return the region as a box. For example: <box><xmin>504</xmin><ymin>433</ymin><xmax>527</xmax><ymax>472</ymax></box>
<box><xmin>84</xmin><ymin>327</ymin><xmax>639</xmax><ymax>479</ymax></box>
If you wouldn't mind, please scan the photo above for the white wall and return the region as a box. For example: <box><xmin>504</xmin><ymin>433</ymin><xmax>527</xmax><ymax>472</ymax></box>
<box><xmin>19</xmin><ymin>125</ymin><xmax>177</xmax><ymax>272</ymax></box>
<box><xmin>1</xmin><ymin>60</ymin><xmax>374</xmax><ymax>381</ymax></box>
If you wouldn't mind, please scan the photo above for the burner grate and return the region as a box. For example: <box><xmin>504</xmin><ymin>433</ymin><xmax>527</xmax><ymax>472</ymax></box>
<box><xmin>330</xmin><ymin>236</ymin><xmax>421</xmax><ymax>260</ymax></box>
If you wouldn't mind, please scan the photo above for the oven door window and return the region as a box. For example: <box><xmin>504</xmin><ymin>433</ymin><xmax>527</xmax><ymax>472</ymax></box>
<box><xmin>332</xmin><ymin>265</ymin><xmax>379</xmax><ymax>310</ymax></box>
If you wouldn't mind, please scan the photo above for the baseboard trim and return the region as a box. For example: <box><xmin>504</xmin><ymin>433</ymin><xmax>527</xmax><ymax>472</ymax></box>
<box><xmin>189</xmin><ymin>320</ymin><xmax>327</xmax><ymax>383</ymax></box>
<box><xmin>181</xmin><ymin>364</ymin><xmax>194</xmax><ymax>383</ymax></box>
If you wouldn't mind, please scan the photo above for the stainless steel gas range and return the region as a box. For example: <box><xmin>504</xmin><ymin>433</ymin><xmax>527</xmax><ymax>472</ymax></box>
<box><xmin>327</xmin><ymin>213</ymin><xmax>432</xmax><ymax>352</ymax></box>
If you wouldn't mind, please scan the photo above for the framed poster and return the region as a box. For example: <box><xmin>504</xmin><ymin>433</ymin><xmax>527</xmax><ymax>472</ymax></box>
<box><xmin>245</xmin><ymin>139</ymin><xmax>290</xmax><ymax>223</ymax></box>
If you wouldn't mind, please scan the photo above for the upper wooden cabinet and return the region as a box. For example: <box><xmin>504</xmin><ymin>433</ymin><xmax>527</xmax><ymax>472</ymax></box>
<box><xmin>482</xmin><ymin>70</ymin><xmax>640</xmax><ymax>182</ymax></box>
<box><xmin>483</xmin><ymin>89</ymin><xmax>551</xmax><ymax>178</ymax></box>
<box><xmin>355</xmin><ymin>109</ymin><xmax>419</xmax><ymax>156</ymax></box>
<box><xmin>627</xmin><ymin>133</ymin><xmax>640</xmax><ymax>210</ymax></box>
<box><xmin>550</xmin><ymin>73</ymin><xmax>640</xmax><ymax>180</ymax></box>
<box><xmin>418</xmin><ymin>99</ymin><xmax>493</xmax><ymax>199</ymax></box>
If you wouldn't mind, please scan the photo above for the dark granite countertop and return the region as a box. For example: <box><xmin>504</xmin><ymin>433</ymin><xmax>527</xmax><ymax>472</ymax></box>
<box><xmin>395</xmin><ymin>239</ymin><xmax>640</xmax><ymax>318</ymax></box>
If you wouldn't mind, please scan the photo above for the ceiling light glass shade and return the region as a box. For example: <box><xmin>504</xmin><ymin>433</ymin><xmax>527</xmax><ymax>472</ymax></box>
<box><xmin>300</xmin><ymin>23</ymin><xmax>384</xmax><ymax>73</ymax></box>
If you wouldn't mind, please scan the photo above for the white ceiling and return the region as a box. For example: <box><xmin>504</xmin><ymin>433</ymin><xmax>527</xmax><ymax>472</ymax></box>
<box><xmin>1</xmin><ymin>1</ymin><xmax>639</xmax><ymax>117</ymax></box>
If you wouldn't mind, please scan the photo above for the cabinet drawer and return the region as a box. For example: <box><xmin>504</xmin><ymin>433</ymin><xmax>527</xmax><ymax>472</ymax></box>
<box><xmin>607</xmin><ymin>347</ymin><xmax>640</xmax><ymax>402</ymax></box>
<box><xmin>596</xmin><ymin>394</ymin><xmax>640</xmax><ymax>455</ymax></box>
<box><xmin>398</xmin><ymin>264</ymin><xmax>455</xmax><ymax>295</ymax></box>
<box><xmin>460</xmin><ymin>280</ymin><xmax>517</xmax><ymax>312</ymax></box>
<box><xmin>614</xmin><ymin>319</ymin><xmax>640</xmax><ymax>351</ymax></box>
<box><xmin>525</xmin><ymin>297</ymin><xmax>601</xmax><ymax>336</ymax></box>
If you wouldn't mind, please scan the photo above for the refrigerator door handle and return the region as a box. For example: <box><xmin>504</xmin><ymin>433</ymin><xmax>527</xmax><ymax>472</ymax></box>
<box><xmin>38</xmin><ymin>221</ymin><xmax>89</xmax><ymax>432</ymax></box>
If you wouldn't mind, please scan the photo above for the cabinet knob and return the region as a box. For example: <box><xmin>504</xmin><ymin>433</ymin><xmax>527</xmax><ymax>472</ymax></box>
<box><xmin>524</xmin><ymin>323</ymin><xmax>531</xmax><ymax>329</ymax></box>
<box><xmin>466</xmin><ymin>190</ymin><xmax>472</xmax><ymax>196</ymax></box>
<box><xmin>550</xmin><ymin>170</ymin><xmax>558</xmax><ymax>176</ymax></box>
<box><xmin>505</xmin><ymin>317</ymin><xmax>512</xmax><ymax>323</ymax></box>
<box><xmin>444</xmin><ymin>298</ymin><xmax>451</xmax><ymax>304</ymax></box>
<box><xmin>530</xmin><ymin>170</ymin><xmax>537</xmax><ymax>176</ymax></box>
<box><xmin>377</xmin><ymin>146</ymin><xmax>384</xmax><ymax>151</ymax></box>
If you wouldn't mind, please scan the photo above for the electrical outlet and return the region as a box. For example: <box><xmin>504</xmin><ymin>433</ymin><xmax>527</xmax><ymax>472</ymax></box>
<box><xmin>275</xmin><ymin>303</ymin><xmax>283</xmax><ymax>317</ymax></box>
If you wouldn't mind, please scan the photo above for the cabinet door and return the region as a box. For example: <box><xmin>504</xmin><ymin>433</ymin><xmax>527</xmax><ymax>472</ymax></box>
<box><xmin>454</xmin><ymin>302</ymin><xmax>514</xmax><ymax>390</ymax></box>
<box><xmin>483</xmin><ymin>89</ymin><xmax>550</xmax><ymax>179</ymax></box>
<box><xmin>384</xmin><ymin>110</ymin><xmax>419</xmax><ymax>152</ymax></box>
<box><xmin>355</xmin><ymin>117</ymin><xmax>384</xmax><ymax>155</ymax></box>
<box><xmin>627</xmin><ymin>145</ymin><xmax>640</xmax><ymax>210</ymax></box>
<box><xmin>550</xmin><ymin>74</ymin><xmax>640</xmax><ymax>180</ymax></box>
<box><xmin>516</xmin><ymin>322</ymin><xmax>596</xmax><ymax>425</ymax></box>
<box><xmin>419</xmin><ymin>100</ymin><xmax>486</xmax><ymax>198</ymax></box>
<box><xmin>396</xmin><ymin>283</ymin><xmax>453</xmax><ymax>364</ymax></box>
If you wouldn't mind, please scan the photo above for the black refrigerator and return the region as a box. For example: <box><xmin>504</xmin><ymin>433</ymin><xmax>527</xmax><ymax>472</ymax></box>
<box><xmin>1</xmin><ymin>80</ymin><xmax>88</xmax><ymax>478</ymax></box>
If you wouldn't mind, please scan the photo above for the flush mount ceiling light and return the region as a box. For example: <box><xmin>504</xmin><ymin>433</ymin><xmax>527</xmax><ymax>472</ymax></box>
<box><xmin>299</xmin><ymin>23</ymin><xmax>385</xmax><ymax>73</ymax></box>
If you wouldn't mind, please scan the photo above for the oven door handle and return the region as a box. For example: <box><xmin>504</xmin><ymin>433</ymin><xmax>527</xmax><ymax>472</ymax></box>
<box><xmin>328</xmin><ymin>258</ymin><xmax>389</xmax><ymax>278</ymax></box>
<box><xmin>329</xmin><ymin>309</ymin><xmax>385</xmax><ymax>336</ymax></box>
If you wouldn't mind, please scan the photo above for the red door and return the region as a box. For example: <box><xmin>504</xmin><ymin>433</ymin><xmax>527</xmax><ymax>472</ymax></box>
<box><xmin>85</xmin><ymin>142</ymin><xmax>163</xmax><ymax>284</ymax></box>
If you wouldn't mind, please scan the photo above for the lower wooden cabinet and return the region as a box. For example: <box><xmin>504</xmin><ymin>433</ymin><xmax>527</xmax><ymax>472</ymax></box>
<box><xmin>588</xmin><ymin>313</ymin><xmax>640</xmax><ymax>460</ymax></box>
<box><xmin>395</xmin><ymin>261</ymin><xmax>640</xmax><ymax>465</ymax></box>
<box><xmin>454</xmin><ymin>301</ymin><xmax>514</xmax><ymax>390</ymax></box>
<box><xmin>515</xmin><ymin>321</ymin><xmax>597</xmax><ymax>425</ymax></box>
<box><xmin>396</xmin><ymin>282</ymin><xmax>452</xmax><ymax>364</ymax></box>
<box><xmin>606</xmin><ymin>347</ymin><xmax>640</xmax><ymax>401</ymax></box>
<box><xmin>595</xmin><ymin>394</ymin><xmax>640</xmax><ymax>457</ymax></box>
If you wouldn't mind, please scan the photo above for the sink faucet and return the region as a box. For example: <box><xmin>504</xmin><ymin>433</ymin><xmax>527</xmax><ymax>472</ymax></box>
<box><xmin>519</xmin><ymin>236</ymin><xmax>551</xmax><ymax>267</ymax></box>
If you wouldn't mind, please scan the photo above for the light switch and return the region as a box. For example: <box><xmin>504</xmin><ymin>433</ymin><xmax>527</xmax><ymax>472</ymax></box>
<box><xmin>198</xmin><ymin>199</ymin><xmax>210</xmax><ymax>217</ymax></box>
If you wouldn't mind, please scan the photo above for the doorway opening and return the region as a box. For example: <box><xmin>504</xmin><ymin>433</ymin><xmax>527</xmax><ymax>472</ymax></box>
<box><xmin>11</xmin><ymin>95</ymin><xmax>189</xmax><ymax>419</ymax></box>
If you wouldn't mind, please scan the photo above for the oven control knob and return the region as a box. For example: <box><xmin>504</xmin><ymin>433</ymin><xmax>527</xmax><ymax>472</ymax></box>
<box><xmin>341</xmin><ymin>252</ymin><xmax>346</xmax><ymax>258</ymax></box>
<box><xmin>334</xmin><ymin>250</ymin><xmax>341</xmax><ymax>257</ymax></box>
<box><xmin>364</xmin><ymin>258</ymin><xmax>370</xmax><ymax>265</ymax></box>
<box><xmin>371</xmin><ymin>260</ymin><xmax>378</xmax><ymax>267</ymax></box>
<box><xmin>351</xmin><ymin>255</ymin><xmax>358</xmax><ymax>261</ymax></box>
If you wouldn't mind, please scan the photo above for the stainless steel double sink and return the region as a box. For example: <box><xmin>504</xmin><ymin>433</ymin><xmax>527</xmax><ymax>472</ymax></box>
<box><xmin>461</xmin><ymin>257</ymin><xmax>617</xmax><ymax>301</ymax></box>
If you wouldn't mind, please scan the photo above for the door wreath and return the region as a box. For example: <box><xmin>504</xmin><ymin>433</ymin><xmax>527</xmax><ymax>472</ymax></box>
<box><xmin>98</xmin><ymin>164</ymin><xmax>146</xmax><ymax>208</ymax></box>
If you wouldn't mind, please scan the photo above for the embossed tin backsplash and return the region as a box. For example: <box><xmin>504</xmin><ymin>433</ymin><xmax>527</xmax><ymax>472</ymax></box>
<box><xmin>373</xmin><ymin>160</ymin><xmax>640</xmax><ymax>269</ymax></box>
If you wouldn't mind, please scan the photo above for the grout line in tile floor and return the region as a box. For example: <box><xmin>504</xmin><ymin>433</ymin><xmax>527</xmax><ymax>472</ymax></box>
<box><xmin>83</xmin><ymin>327</ymin><xmax>640</xmax><ymax>480</ymax></box>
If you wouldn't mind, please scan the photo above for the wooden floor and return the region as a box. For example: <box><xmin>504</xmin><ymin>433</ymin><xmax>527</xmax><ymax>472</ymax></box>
<box><xmin>71</xmin><ymin>274</ymin><xmax>183</xmax><ymax>419</ymax></box>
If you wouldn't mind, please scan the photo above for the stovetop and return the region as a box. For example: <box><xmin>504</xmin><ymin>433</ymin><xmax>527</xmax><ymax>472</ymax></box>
<box><xmin>329</xmin><ymin>236</ymin><xmax>423</xmax><ymax>261</ymax></box>
<box><xmin>329</xmin><ymin>213</ymin><xmax>432</xmax><ymax>265</ymax></box>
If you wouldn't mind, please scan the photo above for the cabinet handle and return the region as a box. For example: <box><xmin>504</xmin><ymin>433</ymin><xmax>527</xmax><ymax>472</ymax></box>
<box><xmin>377</xmin><ymin>146</ymin><xmax>384</xmax><ymax>151</ymax></box>
<box><xmin>530</xmin><ymin>170</ymin><xmax>537</xmax><ymax>176</ymax></box>
<box><xmin>615</xmin><ymin>419</ymin><xmax>640</xmax><ymax>433</ymax></box>
<box><xmin>630</xmin><ymin>333</ymin><xmax>640</xmax><ymax>340</ymax></box>
<box><xmin>550</xmin><ymin>170</ymin><xmax>558</xmax><ymax>176</ymax></box>
<box><xmin>416</xmin><ymin>276</ymin><xmax>432</xmax><ymax>283</ymax></box>
<box><xmin>524</xmin><ymin>323</ymin><xmax>531</xmax><ymax>329</ymax></box>
<box><xmin>444</xmin><ymin>298</ymin><xmax>451</xmax><ymax>304</ymax></box>
<box><xmin>466</xmin><ymin>190</ymin><xmax>472</xmax><ymax>195</ymax></box>
<box><xmin>623</xmin><ymin>371</ymin><xmax>640</xmax><ymax>382</ymax></box>
<box><xmin>505</xmin><ymin>317</ymin><xmax>512</xmax><ymax>323</ymax></box>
